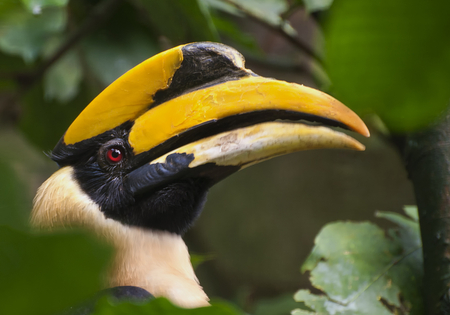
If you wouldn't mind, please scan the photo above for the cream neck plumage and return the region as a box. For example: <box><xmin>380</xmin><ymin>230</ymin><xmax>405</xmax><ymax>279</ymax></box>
<box><xmin>31</xmin><ymin>166</ymin><xmax>209</xmax><ymax>308</ymax></box>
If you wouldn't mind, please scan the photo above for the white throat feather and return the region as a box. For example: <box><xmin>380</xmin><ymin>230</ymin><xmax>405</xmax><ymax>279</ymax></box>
<box><xmin>32</xmin><ymin>166</ymin><xmax>209</xmax><ymax>308</ymax></box>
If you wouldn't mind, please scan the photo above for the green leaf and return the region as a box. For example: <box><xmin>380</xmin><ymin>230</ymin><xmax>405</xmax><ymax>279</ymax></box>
<box><xmin>43</xmin><ymin>39</ymin><xmax>82</xmax><ymax>102</ymax></box>
<box><xmin>201</xmin><ymin>0</ymin><xmax>241</xmax><ymax>15</ymax></box>
<box><xmin>0</xmin><ymin>5</ymin><xmax>66</xmax><ymax>62</ymax></box>
<box><xmin>0</xmin><ymin>0</ymin><xmax>23</xmax><ymax>22</ymax></box>
<box><xmin>91</xmin><ymin>297</ymin><xmax>244</xmax><ymax>315</ymax></box>
<box><xmin>214</xmin><ymin>0</ymin><xmax>288</xmax><ymax>22</ymax></box>
<box><xmin>403</xmin><ymin>205</ymin><xmax>418</xmax><ymax>222</ymax></box>
<box><xmin>0</xmin><ymin>128</ymin><xmax>55</xmax><ymax>230</ymax></box>
<box><xmin>0</xmin><ymin>51</ymin><xmax>31</xmax><ymax>77</ymax></box>
<box><xmin>296</xmin><ymin>209</ymin><xmax>423</xmax><ymax>314</ymax></box>
<box><xmin>0</xmin><ymin>227</ymin><xmax>113</xmax><ymax>315</ymax></box>
<box><xmin>19</xmin><ymin>81</ymin><xmax>97</xmax><ymax>151</ymax></box>
<box><xmin>253</xmin><ymin>294</ymin><xmax>306</xmax><ymax>315</ymax></box>
<box><xmin>0</xmin><ymin>156</ymin><xmax>29</xmax><ymax>229</ymax></box>
<box><xmin>135</xmin><ymin>0</ymin><xmax>219</xmax><ymax>44</ymax></box>
<box><xmin>303</xmin><ymin>0</ymin><xmax>333</xmax><ymax>12</ymax></box>
<box><xmin>210</xmin><ymin>15</ymin><xmax>260</xmax><ymax>53</ymax></box>
<box><xmin>82</xmin><ymin>29</ymin><xmax>158</xmax><ymax>87</ymax></box>
<box><xmin>20</xmin><ymin>0</ymin><xmax>68</xmax><ymax>14</ymax></box>
<box><xmin>293</xmin><ymin>290</ymin><xmax>334</xmax><ymax>314</ymax></box>
<box><xmin>190</xmin><ymin>253</ymin><xmax>215</xmax><ymax>270</ymax></box>
<box><xmin>376</xmin><ymin>211</ymin><xmax>420</xmax><ymax>245</ymax></box>
<box><xmin>175</xmin><ymin>0</ymin><xmax>219</xmax><ymax>42</ymax></box>
<box><xmin>204</xmin><ymin>0</ymin><xmax>296</xmax><ymax>36</ymax></box>
<box><xmin>291</xmin><ymin>306</ymin><xmax>316</xmax><ymax>315</ymax></box>
<box><xmin>325</xmin><ymin>0</ymin><xmax>450</xmax><ymax>132</ymax></box>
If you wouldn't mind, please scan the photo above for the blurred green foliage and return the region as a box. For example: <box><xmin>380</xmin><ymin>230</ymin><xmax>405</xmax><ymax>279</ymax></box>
<box><xmin>0</xmin><ymin>5</ymin><xmax>66</xmax><ymax>62</ymax></box>
<box><xmin>0</xmin><ymin>0</ymin><xmax>446</xmax><ymax>314</ymax></box>
<box><xmin>0</xmin><ymin>159</ymin><xmax>29</xmax><ymax>228</ymax></box>
<box><xmin>90</xmin><ymin>297</ymin><xmax>244</xmax><ymax>315</ymax></box>
<box><xmin>294</xmin><ymin>207</ymin><xmax>423</xmax><ymax>314</ymax></box>
<box><xmin>326</xmin><ymin>0</ymin><xmax>450</xmax><ymax>132</ymax></box>
<box><xmin>0</xmin><ymin>227</ymin><xmax>112</xmax><ymax>315</ymax></box>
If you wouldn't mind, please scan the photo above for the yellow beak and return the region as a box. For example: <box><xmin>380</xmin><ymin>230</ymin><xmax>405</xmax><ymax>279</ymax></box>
<box><xmin>128</xmin><ymin>76</ymin><xmax>368</xmax><ymax>155</ymax></box>
<box><xmin>54</xmin><ymin>42</ymin><xmax>368</xmax><ymax>189</ymax></box>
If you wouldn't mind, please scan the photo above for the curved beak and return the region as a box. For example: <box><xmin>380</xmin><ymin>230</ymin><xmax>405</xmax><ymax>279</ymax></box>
<box><xmin>54</xmin><ymin>42</ymin><xmax>369</xmax><ymax>195</ymax></box>
<box><xmin>128</xmin><ymin>76</ymin><xmax>369</xmax><ymax>155</ymax></box>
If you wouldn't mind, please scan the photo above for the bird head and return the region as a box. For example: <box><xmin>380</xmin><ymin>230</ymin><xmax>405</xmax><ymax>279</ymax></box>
<box><xmin>33</xmin><ymin>43</ymin><xmax>369</xmax><ymax>238</ymax></box>
<box><xmin>31</xmin><ymin>42</ymin><xmax>369</xmax><ymax>237</ymax></box>
<box><xmin>30</xmin><ymin>42</ymin><xmax>370</xmax><ymax>307</ymax></box>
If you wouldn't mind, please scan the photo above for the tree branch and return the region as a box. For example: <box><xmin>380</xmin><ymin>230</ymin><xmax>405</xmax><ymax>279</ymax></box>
<box><xmin>220</xmin><ymin>0</ymin><xmax>323</xmax><ymax>64</ymax></box>
<box><xmin>280</xmin><ymin>1</ymin><xmax>303</xmax><ymax>20</ymax></box>
<box><xmin>404</xmin><ymin>109</ymin><xmax>450</xmax><ymax>314</ymax></box>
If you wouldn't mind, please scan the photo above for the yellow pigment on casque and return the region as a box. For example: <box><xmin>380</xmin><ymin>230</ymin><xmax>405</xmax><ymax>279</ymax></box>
<box><xmin>63</xmin><ymin>45</ymin><xmax>185</xmax><ymax>145</ymax></box>
<box><xmin>129</xmin><ymin>76</ymin><xmax>369</xmax><ymax>155</ymax></box>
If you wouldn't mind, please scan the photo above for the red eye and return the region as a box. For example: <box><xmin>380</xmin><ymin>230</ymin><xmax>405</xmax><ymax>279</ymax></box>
<box><xmin>106</xmin><ymin>148</ymin><xmax>123</xmax><ymax>163</ymax></box>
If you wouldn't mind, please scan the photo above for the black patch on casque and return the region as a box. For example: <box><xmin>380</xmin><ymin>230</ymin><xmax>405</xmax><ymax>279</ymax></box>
<box><xmin>151</xmin><ymin>42</ymin><xmax>252</xmax><ymax>108</ymax></box>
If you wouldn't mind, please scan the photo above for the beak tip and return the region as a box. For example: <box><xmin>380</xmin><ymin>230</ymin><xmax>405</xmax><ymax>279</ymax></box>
<box><xmin>361</xmin><ymin>127</ymin><xmax>370</xmax><ymax>138</ymax></box>
<box><xmin>352</xmin><ymin>118</ymin><xmax>370</xmax><ymax>138</ymax></box>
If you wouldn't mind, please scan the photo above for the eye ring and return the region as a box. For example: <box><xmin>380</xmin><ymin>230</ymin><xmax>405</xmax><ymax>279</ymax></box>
<box><xmin>98</xmin><ymin>139</ymin><xmax>128</xmax><ymax>169</ymax></box>
<box><xmin>106</xmin><ymin>147</ymin><xmax>123</xmax><ymax>164</ymax></box>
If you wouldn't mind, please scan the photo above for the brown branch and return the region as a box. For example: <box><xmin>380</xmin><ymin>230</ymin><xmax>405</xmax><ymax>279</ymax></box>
<box><xmin>280</xmin><ymin>1</ymin><xmax>303</xmax><ymax>20</ymax></box>
<box><xmin>220</xmin><ymin>0</ymin><xmax>322</xmax><ymax>64</ymax></box>
<box><xmin>404</xmin><ymin>108</ymin><xmax>450</xmax><ymax>314</ymax></box>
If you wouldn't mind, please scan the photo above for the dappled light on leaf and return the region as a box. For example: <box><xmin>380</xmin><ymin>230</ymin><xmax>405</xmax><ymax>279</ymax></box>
<box><xmin>20</xmin><ymin>0</ymin><xmax>69</xmax><ymax>14</ymax></box>
<box><xmin>82</xmin><ymin>30</ymin><xmax>158</xmax><ymax>87</ymax></box>
<box><xmin>133</xmin><ymin>0</ymin><xmax>219</xmax><ymax>45</ymax></box>
<box><xmin>302</xmin><ymin>0</ymin><xmax>334</xmax><ymax>13</ymax></box>
<box><xmin>0</xmin><ymin>5</ymin><xmax>66</xmax><ymax>62</ymax></box>
<box><xmin>204</xmin><ymin>0</ymin><xmax>296</xmax><ymax>36</ymax></box>
<box><xmin>295</xmin><ymin>207</ymin><xmax>423</xmax><ymax>314</ymax></box>
<box><xmin>44</xmin><ymin>49</ymin><xmax>82</xmax><ymax>102</ymax></box>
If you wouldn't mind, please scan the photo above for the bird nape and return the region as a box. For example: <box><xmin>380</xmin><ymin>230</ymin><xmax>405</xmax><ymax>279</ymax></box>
<box><xmin>31</xmin><ymin>42</ymin><xmax>369</xmax><ymax>308</ymax></box>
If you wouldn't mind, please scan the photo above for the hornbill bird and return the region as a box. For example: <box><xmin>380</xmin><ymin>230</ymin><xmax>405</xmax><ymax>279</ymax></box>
<box><xmin>31</xmin><ymin>42</ymin><xmax>369</xmax><ymax>308</ymax></box>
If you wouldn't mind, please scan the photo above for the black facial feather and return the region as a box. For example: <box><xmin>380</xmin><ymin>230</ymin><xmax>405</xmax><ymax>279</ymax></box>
<box><xmin>51</xmin><ymin>122</ymin><xmax>134</xmax><ymax>167</ymax></box>
<box><xmin>74</xmin><ymin>152</ymin><xmax>210</xmax><ymax>235</ymax></box>
<box><xmin>124</xmin><ymin>178</ymin><xmax>210</xmax><ymax>234</ymax></box>
<box><xmin>51</xmin><ymin>117</ymin><xmax>208</xmax><ymax>234</ymax></box>
<box><xmin>58</xmin><ymin>123</ymin><xmax>210</xmax><ymax>235</ymax></box>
